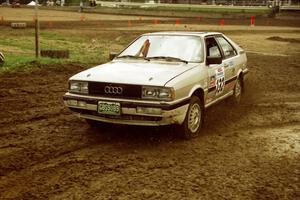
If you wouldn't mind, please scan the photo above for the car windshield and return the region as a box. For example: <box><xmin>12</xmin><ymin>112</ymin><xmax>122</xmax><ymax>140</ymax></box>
<box><xmin>117</xmin><ymin>35</ymin><xmax>203</xmax><ymax>63</ymax></box>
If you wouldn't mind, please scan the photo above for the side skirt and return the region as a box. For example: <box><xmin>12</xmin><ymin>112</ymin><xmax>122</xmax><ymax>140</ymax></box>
<box><xmin>204</xmin><ymin>91</ymin><xmax>234</xmax><ymax>108</ymax></box>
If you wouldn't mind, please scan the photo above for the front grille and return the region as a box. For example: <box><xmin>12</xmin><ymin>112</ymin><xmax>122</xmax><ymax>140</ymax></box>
<box><xmin>88</xmin><ymin>82</ymin><xmax>142</xmax><ymax>99</ymax></box>
<box><xmin>70</xmin><ymin>108</ymin><xmax>162</xmax><ymax>122</ymax></box>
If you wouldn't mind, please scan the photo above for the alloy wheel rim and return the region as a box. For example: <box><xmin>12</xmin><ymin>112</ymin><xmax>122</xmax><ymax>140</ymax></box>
<box><xmin>188</xmin><ymin>103</ymin><xmax>201</xmax><ymax>133</ymax></box>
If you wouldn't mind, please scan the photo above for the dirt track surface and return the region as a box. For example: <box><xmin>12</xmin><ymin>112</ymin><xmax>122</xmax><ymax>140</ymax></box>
<box><xmin>0</xmin><ymin>12</ymin><xmax>300</xmax><ymax>199</ymax></box>
<box><xmin>0</xmin><ymin>54</ymin><xmax>300</xmax><ymax>199</ymax></box>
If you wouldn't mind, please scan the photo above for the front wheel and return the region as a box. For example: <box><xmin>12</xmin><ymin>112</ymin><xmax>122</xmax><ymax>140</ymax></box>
<box><xmin>178</xmin><ymin>95</ymin><xmax>204</xmax><ymax>139</ymax></box>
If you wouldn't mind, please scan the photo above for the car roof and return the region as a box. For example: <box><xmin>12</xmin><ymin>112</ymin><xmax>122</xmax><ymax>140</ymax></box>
<box><xmin>142</xmin><ymin>31</ymin><xmax>223</xmax><ymax>37</ymax></box>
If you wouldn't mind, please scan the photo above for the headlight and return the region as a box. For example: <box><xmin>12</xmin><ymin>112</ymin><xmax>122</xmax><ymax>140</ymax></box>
<box><xmin>69</xmin><ymin>81</ymin><xmax>88</xmax><ymax>94</ymax></box>
<box><xmin>142</xmin><ymin>86</ymin><xmax>175</xmax><ymax>101</ymax></box>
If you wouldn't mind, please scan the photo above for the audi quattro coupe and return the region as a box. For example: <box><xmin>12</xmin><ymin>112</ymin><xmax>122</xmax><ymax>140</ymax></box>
<box><xmin>63</xmin><ymin>32</ymin><xmax>248</xmax><ymax>139</ymax></box>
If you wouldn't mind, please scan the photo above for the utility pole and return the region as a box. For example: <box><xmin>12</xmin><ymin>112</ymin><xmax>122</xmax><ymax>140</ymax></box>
<box><xmin>35</xmin><ymin>0</ymin><xmax>40</xmax><ymax>58</ymax></box>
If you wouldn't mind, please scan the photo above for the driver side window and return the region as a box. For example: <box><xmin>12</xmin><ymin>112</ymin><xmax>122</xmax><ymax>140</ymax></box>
<box><xmin>205</xmin><ymin>37</ymin><xmax>221</xmax><ymax>58</ymax></box>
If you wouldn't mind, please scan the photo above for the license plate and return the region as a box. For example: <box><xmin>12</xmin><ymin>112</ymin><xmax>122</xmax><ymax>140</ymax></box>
<box><xmin>98</xmin><ymin>101</ymin><xmax>121</xmax><ymax>115</ymax></box>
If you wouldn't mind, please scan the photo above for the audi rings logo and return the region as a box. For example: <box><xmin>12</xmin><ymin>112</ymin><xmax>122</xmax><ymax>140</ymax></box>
<box><xmin>104</xmin><ymin>86</ymin><xmax>123</xmax><ymax>95</ymax></box>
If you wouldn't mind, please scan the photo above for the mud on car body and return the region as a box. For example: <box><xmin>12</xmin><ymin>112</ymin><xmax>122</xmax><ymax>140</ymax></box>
<box><xmin>63</xmin><ymin>32</ymin><xmax>249</xmax><ymax>139</ymax></box>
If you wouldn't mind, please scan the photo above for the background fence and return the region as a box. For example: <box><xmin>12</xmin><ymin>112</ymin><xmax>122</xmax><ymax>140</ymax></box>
<box><xmin>1</xmin><ymin>0</ymin><xmax>299</xmax><ymax>6</ymax></box>
<box><xmin>98</xmin><ymin>0</ymin><xmax>300</xmax><ymax>6</ymax></box>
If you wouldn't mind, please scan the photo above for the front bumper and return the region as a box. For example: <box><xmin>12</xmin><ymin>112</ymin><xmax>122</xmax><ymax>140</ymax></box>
<box><xmin>63</xmin><ymin>92</ymin><xmax>189</xmax><ymax>126</ymax></box>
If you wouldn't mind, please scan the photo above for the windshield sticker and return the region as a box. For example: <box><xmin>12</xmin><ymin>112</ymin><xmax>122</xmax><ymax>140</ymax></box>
<box><xmin>136</xmin><ymin>39</ymin><xmax>150</xmax><ymax>57</ymax></box>
<box><xmin>215</xmin><ymin>67</ymin><xmax>225</xmax><ymax>94</ymax></box>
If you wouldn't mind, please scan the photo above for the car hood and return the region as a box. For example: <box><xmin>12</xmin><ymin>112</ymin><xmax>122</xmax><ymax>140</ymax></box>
<box><xmin>70</xmin><ymin>60</ymin><xmax>198</xmax><ymax>86</ymax></box>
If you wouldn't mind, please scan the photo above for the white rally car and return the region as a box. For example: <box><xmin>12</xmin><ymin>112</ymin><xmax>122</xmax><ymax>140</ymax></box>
<box><xmin>63</xmin><ymin>32</ymin><xmax>248</xmax><ymax>139</ymax></box>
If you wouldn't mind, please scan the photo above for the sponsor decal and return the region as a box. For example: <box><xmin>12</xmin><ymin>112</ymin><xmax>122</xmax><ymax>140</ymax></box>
<box><xmin>209</xmin><ymin>75</ymin><xmax>216</xmax><ymax>88</ymax></box>
<box><xmin>215</xmin><ymin>67</ymin><xmax>225</xmax><ymax>95</ymax></box>
<box><xmin>209</xmin><ymin>80</ymin><xmax>215</xmax><ymax>88</ymax></box>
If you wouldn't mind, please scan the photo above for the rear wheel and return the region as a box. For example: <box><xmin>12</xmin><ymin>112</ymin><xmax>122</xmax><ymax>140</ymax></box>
<box><xmin>179</xmin><ymin>95</ymin><xmax>204</xmax><ymax>139</ymax></box>
<box><xmin>230</xmin><ymin>77</ymin><xmax>243</xmax><ymax>104</ymax></box>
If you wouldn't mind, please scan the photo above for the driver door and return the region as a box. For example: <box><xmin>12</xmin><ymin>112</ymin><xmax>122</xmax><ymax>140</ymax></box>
<box><xmin>215</xmin><ymin>36</ymin><xmax>238</xmax><ymax>94</ymax></box>
<box><xmin>205</xmin><ymin>37</ymin><xmax>226</xmax><ymax>105</ymax></box>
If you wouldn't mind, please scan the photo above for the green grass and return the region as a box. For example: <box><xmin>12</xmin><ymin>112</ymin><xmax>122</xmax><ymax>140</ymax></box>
<box><xmin>0</xmin><ymin>54</ymin><xmax>65</xmax><ymax>72</ymax></box>
<box><xmin>0</xmin><ymin>27</ymin><xmax>128</xmax><ymax>73</ymax></box>
<box><xmin>0</xmin><ymin>38</ymin><xmax>36</xmax><ymax>51</ymax></box>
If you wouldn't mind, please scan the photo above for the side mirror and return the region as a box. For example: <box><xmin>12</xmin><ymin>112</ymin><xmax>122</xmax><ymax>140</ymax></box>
<box><xmin>109</xmin><ymin>52</ymin><xmax>118</xmax><ymax>61</ymax></box>
<box><xmin>206</xmin><ymin>56</ymin><xmax>222</xmax><ymax>65</ymax></box>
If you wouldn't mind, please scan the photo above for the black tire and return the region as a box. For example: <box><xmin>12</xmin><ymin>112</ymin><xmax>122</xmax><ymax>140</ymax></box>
<box><xmin>178</xmin><ymin>95</ymin><xmax>204</xmax><ymax>139</ymax></box>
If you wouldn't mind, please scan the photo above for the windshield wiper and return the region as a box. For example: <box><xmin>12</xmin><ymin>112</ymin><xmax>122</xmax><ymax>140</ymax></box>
<box><xmin>116</xmin><ymin>55</ymin><xmax>149</xmax><ymax>61</ymax></box>
<box><xmin>147</xmin><ymin>56</ymin><xmax>188</xmax><ymax>64</ymax></box>
<box><xmin>148</xmin><ymin>56</ymin><xmax>189</xmax><ymax>64</ymax></box>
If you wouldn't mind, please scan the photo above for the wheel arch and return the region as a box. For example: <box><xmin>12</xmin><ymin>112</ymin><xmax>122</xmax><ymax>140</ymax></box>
<box><xmin>189</xmin><ymin>87</ymin><xmax>205</xmax><ymax>106</ymax></box>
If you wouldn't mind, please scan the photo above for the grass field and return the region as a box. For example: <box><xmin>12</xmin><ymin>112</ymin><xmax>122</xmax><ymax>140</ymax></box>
<box><xmin>0</xmin><ymin>7</ymin><xmax>299</xmax><ymax>73</ymax></box>
<box><xmin>0</xmin><ymin>7</ymin><xmax>165</xmax><ymax>72</ymax></box>
<box><xmin>0</xmin><ymin>24</ymin><xmax>137</xmax><ymax>72</ymax></box>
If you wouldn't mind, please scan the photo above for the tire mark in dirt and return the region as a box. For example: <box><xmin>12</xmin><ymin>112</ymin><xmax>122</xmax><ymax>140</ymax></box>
<box><xmin>1</xmin><ymin>124</ymin><xmax>299</xmax><ymax>199</ymax></box>
<box><xmin>0</xmin><ymin>51</ymin><xmax>299</xmax><ymax>199</ymax></box>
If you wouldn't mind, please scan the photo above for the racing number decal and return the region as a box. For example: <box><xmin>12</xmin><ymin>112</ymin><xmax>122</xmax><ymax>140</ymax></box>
<box><xmin>215</xmin><ymin>67</ymin><xmax>225</xmax><ymax>95</ymax></box>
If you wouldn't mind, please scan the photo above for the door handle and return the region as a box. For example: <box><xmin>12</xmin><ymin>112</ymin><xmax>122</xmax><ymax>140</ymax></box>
<box><xmin>224</xmin><ymin>63</ymin><xmax>229</xmax><ymax>68</ymax></box>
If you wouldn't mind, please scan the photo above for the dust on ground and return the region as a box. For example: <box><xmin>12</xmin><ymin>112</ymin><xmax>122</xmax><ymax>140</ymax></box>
<box><xmin>0</xmin><ymin>12</ymin><xmax>300</xmax><ymax>200</ymax></box>
<box><xmin>267</xmin><ymin>36</ymin><xmax>300</xmax><ymax>43</ymax></box>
